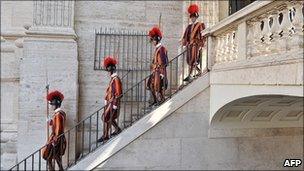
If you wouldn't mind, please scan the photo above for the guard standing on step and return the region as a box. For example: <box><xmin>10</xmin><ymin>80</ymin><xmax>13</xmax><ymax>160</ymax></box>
<box><xmin>181</xmin><ymin>4</ymin><xmax>206</xmax><ymax>82</ymax></box>
<box><xmin>42</xmin><ymin>90</ymin><xmax>66</xmax><ymax>171</ymax></box>
<box><xmin>147</xmin><ymin>26</ymin><xmax>169</xmax><ymax>106</ymax></box>
<box><xmin>98</xmin><ymin>56</ymin><xmax>123</xmax><ymax>143</ymax></box>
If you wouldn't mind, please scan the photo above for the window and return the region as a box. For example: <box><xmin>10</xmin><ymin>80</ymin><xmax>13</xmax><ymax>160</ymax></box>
<box><xmin>229</xmin><ymin>0</ymin><xmax>256</xmax><ymax>15</ymax></box>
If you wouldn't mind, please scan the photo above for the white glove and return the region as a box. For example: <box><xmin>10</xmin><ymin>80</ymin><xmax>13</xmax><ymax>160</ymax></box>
<box><xmin>46</xmin><ymin>116</ymin><xmax>52</xmax><ymax>123</ymax></box>
<box><xmin>160</xmin><ymin>74</ymin><xmax>164</xmax><ymax>79</ymax></box>
<box><xmin>113</xmin><ymin>105</ymin><xmax>118</xmax><ymax>110</ymax></box>
<box><xmin>104</xmin><ymin>100</ymin><xmax>108</xmax><ymax>105</ymax></box>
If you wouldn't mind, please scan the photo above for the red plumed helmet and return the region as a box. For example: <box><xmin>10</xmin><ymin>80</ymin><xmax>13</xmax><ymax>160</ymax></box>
<box><xmin>148</xmin><ymin>27</ymin><xmax>162</xmax><ymax>39</ymax></box>
<box><xmin>103</xmin><ymin>56</ymin><xmax>117</xmax><ymax>68</ymax></box>
<box><xmin>47</xmin><ymin>90</ymin><xmax>64</xmax><ymax>101</ymax></box>
<box><xmin>188</xmin><ymin>4</ymin><xmax>199</xmax><ymax>15</ymax></box>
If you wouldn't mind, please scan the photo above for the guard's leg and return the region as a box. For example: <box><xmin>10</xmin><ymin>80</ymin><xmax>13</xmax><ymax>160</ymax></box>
<box><xmin>148</xmin><ymin>75</ymin><xmax>157</xmax><ymax>106</ymax></box>
<box><xmin>111</xmin><ymin>119</ymin><xmax>121</xmax><ymax>136</ymax></box>
<box><xmin>55</xmin><ymin>156</ymin><xmax>64</xmax><ymax>171</ymax></box>
<box><xmin>150</xmin><ymin>76</ymin><xmax>158</xmax><ymax>106</ymax></box>
<box><xmin>154</xmin><ymin>73</ymin><xmax>161</xmax><ymax>104</ymax></box>
<box><xmin>98</xmin><ymin>112</ymin><xmax>110</xmax><ymax>142</ymax></box>
<box><xmin>184</xmin><ymin>46</ymin><xmax>195</xmax><ymax>82</ymax></box>
<box><xmin>47</xmin><ymin>159</ymin><xmax>55</xmax><ymax>171</ymax></box>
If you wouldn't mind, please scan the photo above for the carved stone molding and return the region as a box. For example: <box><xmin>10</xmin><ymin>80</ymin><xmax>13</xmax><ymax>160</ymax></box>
<box><xmin>28</xmin><ymin>0</ymin><xmax>76</xmax><ymax>38</ymax></box>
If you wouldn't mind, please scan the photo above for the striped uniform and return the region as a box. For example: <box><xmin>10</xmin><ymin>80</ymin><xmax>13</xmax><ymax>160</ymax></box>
<box><xmin>103</xmin><ymin>73</ymin><xmax>123</xmax><ymax>122</ymax></box>
<box><xmin>182</xmin><ymin>21</ymin><xmax>206</xmax><ymax>66</ymax></box>
<box><xmin>43</xmin><ymin>109</ymin><xmax>66</xmax><ymax>160</ymax></box>
<box><xmin>150</xmin><ymin>45</ymin><xmax>169</xmax><ymax>91</ymax></box>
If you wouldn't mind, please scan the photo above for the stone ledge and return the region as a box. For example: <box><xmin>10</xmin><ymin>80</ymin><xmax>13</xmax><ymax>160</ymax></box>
<box><xmin>208</xmin><ymin>127</ymin><xmax>304</xmax><ymax>138</ymax></box>
<box><xmin>1</xmin><ymin>78</ymin><xmax>20</xmax><ymax>82</ymax></box>
<box><xmin>202</xmin><ymin>0</ymin><xmax>280</xmax><ymax>36</ymax></box>
<box><xmin>25</xmin><ymin>27</ymin><xmax>77</xmax><ymax>40</ymax></box>
<box><xmin>212</xmin><ymin>53</ymin><xmax>303</xmax><ymax>72</ymax></box>
<box><xmin>69</xmin><ymin>73</ymin><xmax>210</xmax><ymax>170</ymax></box>
<box><xmin>1</xmin><ymin>28</ymin><xmax>27</xmax><ymax>39</ymax></box>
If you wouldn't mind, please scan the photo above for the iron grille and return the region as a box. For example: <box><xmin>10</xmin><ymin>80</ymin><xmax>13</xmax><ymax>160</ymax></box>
<box><xmin>94</xmin><ymin>28</ymin><xmax>154</xmax><ymax>101</ymax></box>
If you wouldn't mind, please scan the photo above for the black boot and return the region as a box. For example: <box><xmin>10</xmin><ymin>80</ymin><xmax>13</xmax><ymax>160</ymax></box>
<box><xmin>97</xmin><ymin>136</ymin><xmax>109</xmax><ymax>143</ymax></box>
<box><xmin>149</xmin><ymin>100</ymin><xmax>157</xmax><ymax>107</ymax></box>
<box><xmin>183</xmin><ymin>76</ymin><xmax>191</xmax><ymax>82</ymax></box>
<box><xmin>111</xmin><ymin>128</ymin><xmax>122</xmax><ymax>136</ymax></box>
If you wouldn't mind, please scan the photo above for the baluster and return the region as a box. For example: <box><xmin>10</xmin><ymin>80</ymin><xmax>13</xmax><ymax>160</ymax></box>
<box><xmin>214</xmin><ymin>37</ymin><xmax>220</xmax><ymax>63</ymax></box>
<box><xmin>231</xmin><ymin>30</ymin><xmax>238</xmax><ymax>61</ymax></box>
<box><xmin>264</xmin><ymin>15</ymin><xmax>272</xmax><ymax>54</ymax></box>
<box><xmin>268</xmin><ymin>11</ymin><xmax>281</xmax><ymax>53</ymax></box>
<box><xmin>223</xmin><ymin>33</ymin><xmax>231</xmax><ymax>62</ymax></box>
<box><xmin>225</xmin><ymin>32</ymin><xmax>232</xmax><ymax>61</ymax></box>
<box><xmin>246</xmin><ymin>20</ymin><xmax>254</xmax><ymax>58</ymax></box>
<box><xmin>290</xmin><ymin>1</ymin><xmax>304</xmax><ymax>50</ymax></box>
<box><xmin>215</xmin><ymin>36</ymin><xmax>222</xmax><ymax>63</ymax></box>
<box><xmin>286</xmin><ymin>1</ymin><xmax>297</xmax><ymax>35</ymax></box>
<box><xmin>278</xmin><ymin>4</ymin><xmax>293</xmax><ymax>51</ymax></box>
<box><xmin>291</xmin><ymin>1</ymin><xmax>304</xmax><ymax>31</ymax></box>
<box><xmin>258</xmin><ymin>14</ymin><xmax>270</xmax><ymax>55</ymax></box>
<box><xmin>234</xmin><ymin>30</ymin><xmax>238</xmax><ymax>60</ymax></box>
<box><xmin>251</xmin><ymin>19</ymin><xmax>263</xmax><ymax>57</ymax></box>
<box><xmin>218</xmin><ymin>36</ymin><xmax>225</xmax><ymax>63</ymax></box>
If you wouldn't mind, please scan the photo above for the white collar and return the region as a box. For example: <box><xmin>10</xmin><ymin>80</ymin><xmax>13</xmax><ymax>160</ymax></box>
<box><xmin>111</xmin><ymin>72</ymin><xmax>118</xmax><ymax>78</ymax></box>
<box><xmin>156</xmin><ymin>42</ymin><xmax>162</xmax><ymax>48</ymax></box>
<box><xmin>190</xmin><ymin>20</ymin><xmax>199</xmax><ymax>25</ymax></box>
<box><xmin>54</xmin><ymin>108</ymin><xmax>62</xmax><ymax>113</ymax></box>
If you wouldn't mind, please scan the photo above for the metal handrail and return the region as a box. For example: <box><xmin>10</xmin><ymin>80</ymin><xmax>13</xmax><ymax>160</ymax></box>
<box><xmin>9</xmin><ymin>44</ymin><xmax>208</xmax><ymax>170</ymax></box>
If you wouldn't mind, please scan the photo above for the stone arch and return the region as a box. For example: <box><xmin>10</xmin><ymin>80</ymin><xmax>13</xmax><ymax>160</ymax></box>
<box><xmin>210</xmin><ymin>94</ymin><xmax>303</xmax><ymax>129</ymax></box>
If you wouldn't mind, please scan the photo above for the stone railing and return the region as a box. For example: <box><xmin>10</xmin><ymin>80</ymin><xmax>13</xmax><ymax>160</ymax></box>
<box><xmin>214</xmin><ymin>28</ymin><xmax>238</xmax><ymax>63</ymax></box>
<box><xmin>203</xmin><ymin>0</ymin><xmax>303</xmax><ymax>70</ymax></box>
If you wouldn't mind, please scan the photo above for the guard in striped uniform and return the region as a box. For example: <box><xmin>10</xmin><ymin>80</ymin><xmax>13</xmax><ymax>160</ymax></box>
<box><xmin>98</xmin><ymin>56</ymin><xmax>123</xmax><ymax>143</ymax></box>
<box><xmin>147</xmin><ymin>26</ymin><xmax>169</xmax><ymax>106</ymax></box>
<box><xmin>181</xmin><ymin>4</ymin><xmax>206</xmax><ymax>82</ymax></box>
<box><xmin>43</xmin><ymin>90</ymin><xmax>66</xmax><ymax>171</ymax></box>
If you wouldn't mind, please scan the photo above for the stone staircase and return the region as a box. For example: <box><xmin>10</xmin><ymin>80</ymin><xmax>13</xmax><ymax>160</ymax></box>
<box><xmin>69</xmin><ymin>72</ymin><xmax>210</xmax><ymax>170</ymax></box>
<box><xmin>8</xmin><ymin>46</ymin><xmax>210</xmax><ymax>171</ymax></box>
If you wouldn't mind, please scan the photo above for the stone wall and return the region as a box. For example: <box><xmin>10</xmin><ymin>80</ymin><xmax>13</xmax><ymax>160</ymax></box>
<box><xmin>95</xmin><ymin>88</ymin><xmax>303</xmax><ymax>170</ymax></box>
<box><xmin>1</xmin><ymin>39</ymin><xmax>19</xmax><ymax>170</ymax></box>
<box><xmin>15</xmin><ymin>0</ymin><xmax>79</xmax><ymax>165</ymax></box>
<box><xmin>1</xmin><ymin>1</ymin><xmax>33</xmax><ymax>169</ymax></box>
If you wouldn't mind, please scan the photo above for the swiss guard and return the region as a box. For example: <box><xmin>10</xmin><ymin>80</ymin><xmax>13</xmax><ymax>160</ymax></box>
<box><xmin>98</xmin><ymin>56</ymin><xmax>123</xmax><ymax>143</ymax></box>
<box><xmin>42</xmin><ymin>90</ymin><xmax>66</xmax><ymax>171</ymax></box>
<box><xmin>181</xmin><ymin>4</ymin><xmax>206</xmax><ymax>82</ymax></box>
<box><xmin>147</xmin><ymin>26</ymin><xmax>169</xmax><ymax>106</ymax></box>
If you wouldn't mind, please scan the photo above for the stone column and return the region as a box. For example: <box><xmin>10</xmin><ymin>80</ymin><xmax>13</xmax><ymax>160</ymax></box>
<box><xmin>17</xmin><ymin>0</ymin><xmax>78</xmax><ymax>165</ymax></box>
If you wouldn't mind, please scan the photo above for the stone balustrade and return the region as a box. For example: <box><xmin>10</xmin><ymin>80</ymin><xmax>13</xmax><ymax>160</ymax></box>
<box><xmin>214</xmin><ymin>28</ymin><xmax>238</xmax><ymax>63</ymax></box>
<box><xmin>203</xmin><ymin>0</ymin><xmax>303</xmax><ymax>69</ymax></box>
